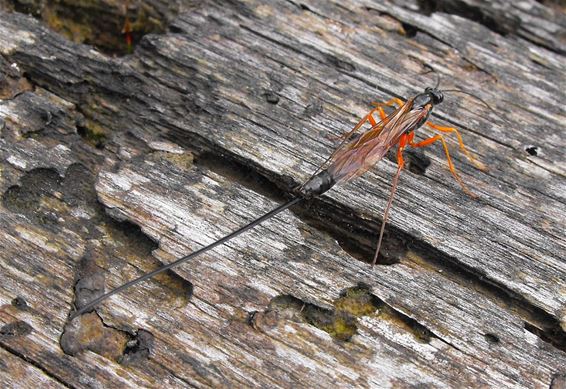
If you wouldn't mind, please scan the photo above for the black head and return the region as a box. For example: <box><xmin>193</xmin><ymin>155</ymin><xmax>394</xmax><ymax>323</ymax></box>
<box><xmin>412</xmin><ymin>87</ymin><xmax>444</xmax><ymax>109</ymax></box>
<box><xmin>424</xmin><ymin>87</ymin><xmax>444</xmax><ymax>104</ymax></box>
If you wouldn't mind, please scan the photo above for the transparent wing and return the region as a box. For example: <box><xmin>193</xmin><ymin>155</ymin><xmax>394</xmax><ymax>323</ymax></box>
<box><xmin>327</xmin><ymin>100</ymin><xmax>429</xmax><ymax>183</ymax></box>
<box><xmin>300</xmin><ymin>101</ymin><xmax>400</xmax><ymax>192</ymax></box>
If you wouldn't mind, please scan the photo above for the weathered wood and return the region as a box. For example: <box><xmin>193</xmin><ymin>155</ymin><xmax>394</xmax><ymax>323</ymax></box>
<box><xmin>0</xmin><ymin>0</ymin><xmax>565</xmax><ymax>387</ymax></box>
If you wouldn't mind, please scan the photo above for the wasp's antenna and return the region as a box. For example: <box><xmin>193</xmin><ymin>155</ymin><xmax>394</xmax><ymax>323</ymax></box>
<box><xmin>433</xmin><ymin>70</ymin><xmax>441</xmax><ymax>89</ymax></box>
<box><xmin>442</xmin><ymin>89</ymin><xmax>497</xmax><ymax>117</ymax></box>
<box><xmin>419</xmin><ymin>65</ymin><xmax>441</xmax><ymax>89</ymax></box>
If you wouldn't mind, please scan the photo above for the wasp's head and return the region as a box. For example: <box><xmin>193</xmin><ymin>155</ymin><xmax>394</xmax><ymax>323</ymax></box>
<box><xmin>413</xmin><ymin>87</ymin><xmax>444</xmax><ymax>109</ymax></box>
<box><xmin>425</xmin><ymin>87</ymin><xmax>444</xmax><ymax>105</ymax></box>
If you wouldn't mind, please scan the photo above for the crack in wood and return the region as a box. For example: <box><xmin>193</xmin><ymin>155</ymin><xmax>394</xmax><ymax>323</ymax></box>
<box><xmin>161</xmin><ymin>131</ymin><xmax>566</xmax><ymax>352</ymax></box>
<box><xmin>1</xmin><ymin>1</ymin><xmax>564</xmax><ymax>385</ymax></box>
<box><xmin>251</xmin><ymin>285</ymin><xmax>437</xmax><ymax>344</ymax></box>
<box><xmin>0</xmin><ymin>343</ymin><xmax>74</xmax><ymax>389</ymax></box>
<box><xmin>7</xmin><ymin>0</ymin><xmax>174</xmax><ymax>56</ymax></box>
<box><xmin>416</xmin><ymin>0</ymin><xmax>521</xmax><ymax>36</ymax></box>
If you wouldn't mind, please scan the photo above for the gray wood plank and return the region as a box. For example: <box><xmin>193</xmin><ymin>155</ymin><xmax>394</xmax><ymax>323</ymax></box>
<box><xmin>0</xmin><ymin>0</ymin><xmax>564</xmax><ymax>387</ymax></box>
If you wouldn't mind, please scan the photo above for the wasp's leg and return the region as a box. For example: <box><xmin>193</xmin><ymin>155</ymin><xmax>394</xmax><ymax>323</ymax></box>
<box><xmin>337</xmin><ymin>98</ymin><xmax>404</xmax><ymax>140</ymax></box>
<box><xmin>370</xmin><ymin>98</ymin><xmax>404</xmax><ymax>120</ymax></box>
<box><xmin>409</xmin><ymin>134</ymin><xmax>477</xmax><ymax>198</ymax></box>
<box><xmin>331</xmin><ymin>98</ymin><xmax>404</xmax><ymax>142</ymax></box>
<box><xmin>371</xmin><ymin>97</ymin><xmax>405</xmax><ymax>109</ymax></box>
<box><xmin>330</xmin><ymin>106</ymin><xmax>382</xmax><ymax>141</ymax></box>
<box><xmin>372</xmin><ymin>133</ymin><xmax>410</xmax><ymax>267</ymax></box>
<box><xmin>426</xmin><ymin>122</ymin><xmax>487</xmax><ymax>172</ymax></box>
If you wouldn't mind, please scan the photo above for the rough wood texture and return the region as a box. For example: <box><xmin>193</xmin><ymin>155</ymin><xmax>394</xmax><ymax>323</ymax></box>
<box><xmin>0</xmin><ymin>0</ymin><xmax>565</xmax><ymax>387</ymax></box>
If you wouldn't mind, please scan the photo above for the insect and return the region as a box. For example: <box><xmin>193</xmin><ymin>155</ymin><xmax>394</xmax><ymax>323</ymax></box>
<box><xmin>70</xmin><ymin>85</ymin><xmax>488</xmax><ymax>319</ymax></box>
<box><xmin>121</xmin><ymin>0</ymin><xmax>134</xmax><ymax>54</ymax></box>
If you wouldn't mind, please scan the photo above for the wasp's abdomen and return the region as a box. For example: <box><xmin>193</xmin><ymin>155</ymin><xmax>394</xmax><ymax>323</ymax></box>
<box><xmin>300</xmin><ymin>170</ymin><xmax>336</xmax><ymax>197</ymax></box>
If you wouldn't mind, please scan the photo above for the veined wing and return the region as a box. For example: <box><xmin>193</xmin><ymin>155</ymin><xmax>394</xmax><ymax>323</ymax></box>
<box><xmin>327</xmin><ymin>99</ymin><xmax>429</xmax><ymax>183</ymax></box>
<box><xmin>322</xmin><ymin>100</ymin><xmax>411</xmax><ymax>173</ymax></box>
<box><xmin>300</xmin><ymin>99</ymin><xmax>405</xmax><ymax>189</ymax></box>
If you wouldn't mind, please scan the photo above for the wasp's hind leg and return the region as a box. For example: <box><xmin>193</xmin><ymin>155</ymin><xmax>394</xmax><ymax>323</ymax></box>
<box><xmin>372</xmin><ymin>132</ymin><xmax>410</xmax><ymax>267</ymax></box>
<box><xmin>426</xmin><ymin>122</ymin><xmax>487</xmax><ymax>172</ymax></box>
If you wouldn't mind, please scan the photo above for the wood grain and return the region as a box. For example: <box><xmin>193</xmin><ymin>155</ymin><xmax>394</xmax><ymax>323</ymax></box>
<box><xmin>0</xmin><ymin>0</ymin><xmax>564</xmax><ymax>387</ymax></box>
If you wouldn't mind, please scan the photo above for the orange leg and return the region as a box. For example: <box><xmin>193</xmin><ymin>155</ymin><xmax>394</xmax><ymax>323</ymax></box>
<box><xmin>426</xmin><ymin>122</ymin><xmax>487</xmax><ymax>172</ymax></box>
<box><xmin>331</xmin><ymin>106</ymin><xmax>380</xmax><ymax>141</ymax></box>
<box><xmin>371</xmin><ymin>98</ymin><xmax>404</xmax><ymax>121</ymax></box>
<box><xmin>371</xmin><ymin>97</ymin><xmax>405</xmax><ymax>109</ymax></box>
<box><xmin>409</xmin><ymin>134</ymin><xmax>477</xmax><ymax>198</ymax></box>
<box><xmin>368</xmin><ymin>107</ymin><xmax>381</xmax><ymax>125</ymax></box>
<box><xmin>397</xmin><ymin>132</ymin><xmax>410</xmax><ymax>168</ymax></box>
<box><xmin>333</xmin><ymin>98</ymin><xmax>405</xmax><ymax>141</ymax></box>
<box><xmin>373</xmin><ymin>106</ymin><xmax>387</xmax><ymax>122</ymax></box>
<box><xmin>358</xmin><ymin>97</ymin><xmax>405</xmax><ymax>130</ymax></box>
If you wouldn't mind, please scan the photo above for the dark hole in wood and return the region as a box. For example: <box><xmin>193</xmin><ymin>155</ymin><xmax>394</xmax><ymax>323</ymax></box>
<box><xmin>120</xmin><ymin>329</ymin><xmax>154</xmax><ymax>366</ymax></box>
<box><xmin>484</xmin><ymin>333</ymin><xmax>500</xmax><ymax>344</ymax></box>
<box><xmin>265</xmin><ymin>287</ymin><xmax>436</xmax><ymax>343</ymax></box>
<box><xmin>269</xmin><ymin>294</ymin><xmax>305</xmax><ymax>311</ymax></box>
<box><xmin>525</xmin><ymin>145</ymin><xmax>538</xmax><ymax>156</ymax></box>
<box><xmin>405</xmin><ymin>149</ymin><xmax>432</xmax><ymax>175</ymax></box>
<box><xmin>263</xmin><ymin>91</ymin><xmax>280</xmax><ymax>104</ymax></box>
<box><xmin>401</xmin><ymin>22</ymin><xmax>418</xmax><ymax>38</ymax></box>
<box><xmin>296</xmin><ymin>200</ymin><xmax>403</xmax><ymax>266</ymax></box>
<box><xmin>11</xmin><ymin>0</ymin><xmax>172</xmax><ymax>56</ymax></box>
<box><xmin>348</xmin><ymin>288</ymin><xmax>435</xmax><ymax>344</ymax></box>
<box><xmin>524</xmin><ymin>322</ymin><xmax>566</xmax><ymax>353</ymax></box>
<box><xmin>386</xmin><ymin>149</ymin><xmax>431</xmax><ymax>175</ymax></box>
<box><xmin>0</xmin><ymin>321</ymin><xmax>33</xmax><ymax>338</ymax></box>
<box><xmin>383</xmin><ymin>306</ymin><xmax>435</xmax><ymax>343</ymax></box>
<box><xmin>195</xmin><ymin>151</ymin><xmax>288</xmax><ymax>203</ymax></box>
<box><xmin>77</xmin><ymin>124</ymin><xmax>107</xmax><ymax>149</ymax></box>
<box><xmin>11</xmin><ymin>296</ymin><xmax>29</xmax><ymax>310</ymax></box>
<box><xmin>2</xmin><ymin>167</ymin><xmax>62</xmax><ymax>223</ymax></box>
<box><xmin>416</xmin><ymin>0</ymin><xmax>520</xmax><ymax>36</ymax></box>
<box><xmin>267</xmin><ymin>294</ymin><xmax>359</xmax><ymax>341</ymax></box>
<box><xmin>91</xmin><ymin>219</ymin><xmax>194</xmax><ymax>303</ymax></box>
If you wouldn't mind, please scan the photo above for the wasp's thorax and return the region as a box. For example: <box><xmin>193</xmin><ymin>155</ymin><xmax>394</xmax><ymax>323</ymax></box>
<box><xmin>409</xmin><ymin>87</ymin><xmax>444</xmax><ymax>130</ymax></box>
